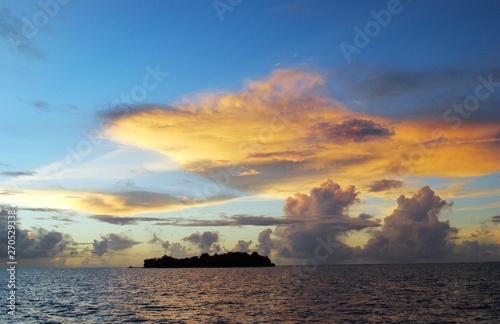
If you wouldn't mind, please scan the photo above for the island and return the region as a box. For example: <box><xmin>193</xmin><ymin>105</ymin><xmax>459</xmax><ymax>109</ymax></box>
<box><xmin>144</xmin><ymin>251</ymin><xmax>275</xmax><ymax>268</ymax></box>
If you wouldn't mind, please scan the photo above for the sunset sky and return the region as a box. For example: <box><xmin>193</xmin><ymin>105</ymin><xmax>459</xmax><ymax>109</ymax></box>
<box><xmin>1</xmin><ymin>1</ymin><xmax>499</xmax><ymax>267</ymax></box>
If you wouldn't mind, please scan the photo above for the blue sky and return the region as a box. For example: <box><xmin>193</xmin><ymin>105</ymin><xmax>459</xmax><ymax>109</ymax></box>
<box><xmin>1</xmin><ymin>0</ymin><xmax>499</xmax><ymax>267</ymax></box>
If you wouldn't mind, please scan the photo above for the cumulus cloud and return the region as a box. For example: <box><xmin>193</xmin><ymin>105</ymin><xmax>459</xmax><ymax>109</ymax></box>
<box><xmin>271</xmin><ymin>179</ymin><xmax>378</xmax><ymax>261</ymax></box>
<box><xmin>92</xmin><ymin>233</ymin><xmax>140</xmax><ymax>257</ymax></box>
<box><xmin>231</xmin><ymin>240</ymin><xmax>253</xmax><ymax>252</ymax></box>
<box><xmin>0</xmin><ymin>209</ymin><xmax>72</xmax><ymax>260</ymax></box>
<box><xmin>283</xmin><ymin>179</ymin><xmax>359</xmax><ymax>218</ymax></box>
<box><xmin>256</xmin><ymin>228</ymin><xmax>273</xmax><ymax>256</ymax></box>
<box><xmin>148</xmin><ymin>233</ymin><xmax>171</xmax><ymax>251</ymax></box>
<box><xmin>169</xmin><ymin>242</ymin><xmax>189</xmax><ymax>259</ymax></box>
<box><xmin>452</xmin><ymin>240</ymin><xmax>500</xmax><ymax>262</ymax></box>
<box><xmin>183</xmin><ymin>231</ymin><xmax>221</xmax><ymax>253</ymax></box>
<box><xmin>367</xmin><ymin>179</ymin><xmax>403</xmax><ymax>192</ymax></box>
<box><xmin>148</xmin><ymin>233</ymin><xmax>189</xmax><ymax>258</ymax></box>
<box><xmin>364</xmin><ymin>186</ymin><xmax>457</xmax><ymax>261</ymax></box>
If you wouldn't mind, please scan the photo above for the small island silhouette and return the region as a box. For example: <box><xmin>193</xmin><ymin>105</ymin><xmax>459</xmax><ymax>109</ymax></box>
<box><xmin>144</xmin><ymin>251</ymin><xmax>275</xmax><ymax>268</ymax></box>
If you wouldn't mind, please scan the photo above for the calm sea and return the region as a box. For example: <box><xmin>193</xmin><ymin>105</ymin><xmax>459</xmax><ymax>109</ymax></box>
<box><xmin>2</xmin><ymin>263</ymin><xmax>499</xmax><ymax>323</ymax></box>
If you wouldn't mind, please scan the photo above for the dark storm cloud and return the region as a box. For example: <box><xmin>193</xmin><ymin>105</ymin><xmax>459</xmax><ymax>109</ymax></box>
<box><xmin>491</xmin><ymin>215</ymin><xmax>500</xmax><ymax>223</ymax></box>
<box><xmin>1</xmin><ymin>171</ymin><xmax>36</xmax><ymax>177</ymax></box>
<box><xmin>92</xmin><ymin>233</ymin><xmax>140</xmax><ymax>257</ymax></box>
<box><xmin>0</xmin><ymin>209</ymin><xmax>72</xmax><ymax>259</ymax></box>
<box><xmin>0</xmin><ymin>8</ymin><xmax>43</xmax><ymax>58</ymax></box>
<box><xmin>364</xmin><ymin>186</ymin><xmax>458</xmax><ymax>261</ymax></box>
<box><xmin>231</xmin><ymin>240</ymin><xmax>253</xmax><ymax>252</ymax></box>
<box><xmin>367</xmin><ymin>179</ymin><xmax>404</xmax><ymax>192</ymax></box>
<box><xmin>183</xmin><ymin>231</ymin><xmax>220</xmax><ymax>253</ymax></box>
<box><xmin>309</xmin><ymin>119</ymin><xmax>394</xmax><ymax>143</ymax></box>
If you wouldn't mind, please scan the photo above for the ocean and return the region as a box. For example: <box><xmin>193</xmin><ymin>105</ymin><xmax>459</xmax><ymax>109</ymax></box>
<box><xmin>3</xmin><ymin>262</ymin><xmax>499</xmax><ymax>323</ymax></box>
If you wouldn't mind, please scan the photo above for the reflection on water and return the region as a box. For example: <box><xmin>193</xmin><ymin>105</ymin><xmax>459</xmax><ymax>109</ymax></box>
<box><xmin>3</xmin><ymin>263</ymin><xmax>500</xmax><ymax>323</ymax></box>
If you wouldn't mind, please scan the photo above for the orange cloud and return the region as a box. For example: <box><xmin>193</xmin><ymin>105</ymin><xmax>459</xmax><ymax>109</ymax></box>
<box><xmin>105</xmin><ymin>69</ymin><xmax>500</xmax><ymax>195</ymax></box>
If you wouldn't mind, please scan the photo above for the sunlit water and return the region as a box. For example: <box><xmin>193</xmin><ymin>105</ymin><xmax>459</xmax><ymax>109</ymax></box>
<box><xmin>2</xmin><ymin>263</ymin><xmax>499</xmax><ymax>323</ymax></box>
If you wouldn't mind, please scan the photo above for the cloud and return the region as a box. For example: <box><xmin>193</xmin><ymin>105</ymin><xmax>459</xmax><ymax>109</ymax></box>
<box><xmin>1</xmin><ymin>171</ymin><xmax>36</xmax><ymax>177</ymax></box>
<box><xmin>234</xmin><ymin>167</ymin><xmax>262</xmax><ymax>176</ymax></box>
<box><xmin>308</xmin><ymin>119</ymin><xmax>394</xmax><ymax>143</ymax></box>
<box><xmin>364</xmin><ymin>186</ymin><xmax>458</xmax><ymax>261</ymax></box>
<box><xmin>367</xmin><ymin>179</ymin><xmax>404</xmax><ymax>192</ymax></box>
<box><xmin>0</xmin><ymin>209</ymin><xmax>72</xmax><ymax>260</ymax></box>
<box><xmin>283</xmin><ymin>179</ymin><xmax>359</xmax><ymax>218</ymax></box>
<box><xmin>231</xmin><ymin>240</ymin><xmax>253</xmax><ymax>252</ymax></box>
<box><xmin>19</xmin><ymin>207</ymin><xmax>62</xmax><ymax>213</ymax></box>
<box><xmin>73</xmin><ymin>190</ymin><xmax>235</xmax><ymax>215</ymax></box>
<box><xmin>256</xmin><ymin>228</ymin><xmax>273</xmax><ymax>256</ymax></box>
<box><xmin>491</xmin><ymin>215</ymin><xmax>500</xmax><ymax>223</ymax></box>
<box><xmin>272</xmin><ymin>179</ymin><xmax>378</xmax><ymax>260</ymax></box>
<box><xmin>169</xmin><ymin>242</ymin><xmax>188</xmax><ymax>258</ymax></box>
<box><xmin>148</xmin><ymin>233</ymin><xmax>170</xmax><ymax>251</ymax></box>
<box><xmin>32</xmin><ymin>100</ymin><xmax>52</xmax><ymax>112</ymax></box>
<box><xmin>452</xmin><ymin>240</ymin><xmax>500</xmax><ymax>262</ymax></box>
<box><xmin>92</xmin><ymin>233</ymin><xmax>140</xmax><ymax>257</ymax></box>
<box><xmin>151</xmin><ymin>212</ymin><xmax>380</xmax><ymax>228</ymax></box>
<box><xmin>358</xmin><ymin>213</ymin><xmax>374</xmax><ymax>220</ymax></box>
<box><xmin>102</xmin><ymin>68</ymin><xmax>500</xmax><ymax>196</ymax></box>
<box><xmin>0</xmin><ymin>8</ymin><xmax>43</xmax><ymax>58</ymax></box>
<box><xmin>90</xmin><ymin>215</ymin><xmax>165</xmax><ymax>225</ymax></box>
<box><xmin>148</xmin><ymin>234</ymin><xmax>189</xmax><ymax>258</ymax></box>
<box><xmin>353</xmin><ymin>68</ymin><xmax>461</xmax><ymax>100</ymax></box>
<box><xmin>183</xmin><ymin>231</ymin><xmax>221</xmax><ymax>253</ymax></box>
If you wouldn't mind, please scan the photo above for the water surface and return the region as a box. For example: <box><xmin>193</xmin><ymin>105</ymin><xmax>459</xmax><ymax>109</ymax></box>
<box><xmin>3</xmin><ymin>263</ymin><xmax>500</xmax><ymax>323</ymax></box>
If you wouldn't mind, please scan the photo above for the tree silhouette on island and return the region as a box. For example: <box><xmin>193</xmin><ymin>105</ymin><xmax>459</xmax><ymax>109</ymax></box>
<box><xmin>144</xmin><ymin>251</ymin><xmax>275</xmax><ymax>268</ymax></box>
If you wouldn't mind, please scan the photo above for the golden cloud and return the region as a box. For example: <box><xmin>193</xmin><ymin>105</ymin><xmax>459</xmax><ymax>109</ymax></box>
<box><xmin>105</xmin><ymin>69</ymin><xmax>500</xmax><ymax>194</ymax></box>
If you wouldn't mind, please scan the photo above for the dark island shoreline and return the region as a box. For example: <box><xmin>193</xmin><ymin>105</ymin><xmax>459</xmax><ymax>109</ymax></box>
<box><xmin>144</xmin><ymin>251</ymin><xmax>275</xmax><ymax>268</ymax></box>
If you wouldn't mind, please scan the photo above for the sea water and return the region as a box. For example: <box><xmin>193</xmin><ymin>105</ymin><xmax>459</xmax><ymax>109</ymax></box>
<box><xmin>2</xmin><ymin>263</ymin><xmax>499</xmax><ymax>323</ymax></box>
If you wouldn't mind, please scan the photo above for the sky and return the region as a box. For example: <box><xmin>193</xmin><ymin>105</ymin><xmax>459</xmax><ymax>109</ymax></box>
<box><xmin>0</xmin><ymin>0</ymin><xmax>499</xmax><ymax>267</ymax></box>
